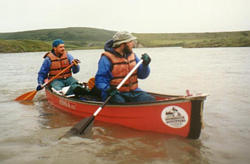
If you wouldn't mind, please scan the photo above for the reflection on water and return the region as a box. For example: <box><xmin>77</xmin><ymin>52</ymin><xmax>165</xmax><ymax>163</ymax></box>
<box><xmin>38</xmin><ymin>99</ymin><xmax>80</xmax><ymax>128</ymax></box>
<box><xmin>90</xmin><ymin>123</ymin><xmax>210</xmax><ymax>164</ymax></box>
<box><xmin>0</xmin><ymin>47</ymin><xmax>250</xmax><ymax>163</ymax></box>
<box><xmin>36</xmin><ymin>98</ymin><xmax>209</xmax><ymax>163</ymax></box>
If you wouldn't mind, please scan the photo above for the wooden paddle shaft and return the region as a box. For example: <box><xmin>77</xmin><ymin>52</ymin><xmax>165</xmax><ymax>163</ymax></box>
<box><xmin>93</xmin><ymin>60</ymin><xmax>143</xmax><ymax>117</ymax></box>
<box><xmin>41</xmin><ymin>63</ymin><xmax>75</xmax><ymax>88</ymax></box>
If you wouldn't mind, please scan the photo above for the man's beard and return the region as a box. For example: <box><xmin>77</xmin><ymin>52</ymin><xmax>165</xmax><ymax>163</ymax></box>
<box><xmin>123</xmin><ymin>45</ymin><xmax>132</xmax><ymax>55</ymax></box>
<box><xmin>55</xmin><ymin>50</ymin><xmax>64</xmax><ymax>57</ymax></box>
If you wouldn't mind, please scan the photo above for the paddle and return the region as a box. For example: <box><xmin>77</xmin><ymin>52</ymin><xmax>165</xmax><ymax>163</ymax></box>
<box><xmin>63</xmin><ymin>59</ymin><xmax>144</xmax><ymax>138</ymax></box>
<box><xmin>15</xmin><ymin>62</ymin><xmax>76</xmax><ymax>101</ymax></box>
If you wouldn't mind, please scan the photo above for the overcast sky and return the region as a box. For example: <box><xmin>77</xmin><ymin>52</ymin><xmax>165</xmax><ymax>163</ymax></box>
<box><xmin>0</xmin><ymin>0</ymin><xmax>249</xmax><ymax>33</ymax></box>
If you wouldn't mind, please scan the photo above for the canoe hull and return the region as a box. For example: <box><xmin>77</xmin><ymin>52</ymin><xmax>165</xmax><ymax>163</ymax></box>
<box><xmin>45</xmin><ymin>88</ymin><xmax>206</xmax><ymax>139</ymax></box>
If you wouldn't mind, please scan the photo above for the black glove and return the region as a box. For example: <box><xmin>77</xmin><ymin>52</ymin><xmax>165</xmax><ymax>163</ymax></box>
<box><xmin>106</xmin><ymin>86</ymin><xmax>119</xmax><ymax>97</ymax></box>
<box><xmin>141</xmin><ymin>53</ymin><xmax>151</xmax><ymax>66</ymax></box>
<box><xmin>72</xmin><ymin>59</ymin><xmax>80</xmax><ymax>65</ymax></box>
<box><xmin>36</xmin><ymin>84</ymin><xmax>43</xmax><ymax>91</ymax></box>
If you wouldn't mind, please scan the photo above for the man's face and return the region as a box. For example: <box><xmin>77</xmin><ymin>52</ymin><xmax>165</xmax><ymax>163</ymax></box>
<box><xmin>123</xmin><ymin>41</ymin><xmax>134</xmax><ymax>54</ymax></box>
<box><xmin>54</xmin><ymin>44</ymin><xmax>65</xmax><ymax>55</ymax></box>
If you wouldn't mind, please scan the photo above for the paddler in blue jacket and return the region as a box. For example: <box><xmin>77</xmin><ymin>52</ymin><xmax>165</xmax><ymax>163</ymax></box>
<box><xmin>37</xmin><ymin>39</ymin><xmax>87</xmax><ymax>96</ymax></box>
<box><xmin>95</xmin><ymin>31</ymin><xmax>155</xmax><ymax>103</ymax></box>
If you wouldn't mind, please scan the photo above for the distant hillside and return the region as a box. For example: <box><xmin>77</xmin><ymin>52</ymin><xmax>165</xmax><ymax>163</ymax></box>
<box><xmin>0</xmin><ymin>27</ymin><xmax>116</xmax><ymax>52</ymax></box>
<box><xmin>0</xmin><ymin>27</ymin><xmax>116</xmax><ymax>41</ymax></box>
<box><xmin>0</xmin><ymin>40</ymin><xmax>50</xmax><ymax>53</ymax></box>
<box><xmin>0</xmin><ymin>27</ymin><xmax>250</xmax><ymax>53</ymax></box>
<box><xmin>134</xmin><ymin>31</ymin><xmax>250</xmax><ymax>48</ymax></box>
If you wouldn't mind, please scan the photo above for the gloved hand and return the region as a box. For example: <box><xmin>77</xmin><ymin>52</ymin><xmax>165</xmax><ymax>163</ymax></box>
<box><xmin>106</xmin><ymin>86</ymin><xmax>119</xmax><ymax>97</ymax></box>
<box><xmin>72</xmin><ymin>59</ymin><xmax>80</xmax><ymax>65</ymax></box>
<box><xmin>36</xmin><ymin>84</ymin><xmax>43</xmax><ymax>91</ymax></box>
<box><xmin>141</xmin><ymin>53</ymin><xmax>151</xmax><ymax>66</ymax></box>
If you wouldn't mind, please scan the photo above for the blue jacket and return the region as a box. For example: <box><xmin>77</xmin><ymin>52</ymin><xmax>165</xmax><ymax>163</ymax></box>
<box><xmin>37</xmin><ymin>52</ymin><xmax>80</xmax><ymax>85</ymax></box>
<box><xmin>95</xmin><ymin>40</ymin><xmax>150</xmax><ymax>100</ymax></box>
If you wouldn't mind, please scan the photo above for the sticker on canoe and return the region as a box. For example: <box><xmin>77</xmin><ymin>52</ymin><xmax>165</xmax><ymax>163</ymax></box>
<box><xmin>59</xmin><ymin>99</ymin><xmax>76</xmax><ymax>110</ymax></box>
<box><xmin>161</xmin><ymin>106</ymin><xmax>188</xmax><ymax>128</ymax></box>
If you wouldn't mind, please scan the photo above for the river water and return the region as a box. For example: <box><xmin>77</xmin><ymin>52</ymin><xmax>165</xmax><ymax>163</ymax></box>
<box><xmin>0</xmin><ymin>47</ymin><xmax>250</xmax><ymax>164</ymax></box>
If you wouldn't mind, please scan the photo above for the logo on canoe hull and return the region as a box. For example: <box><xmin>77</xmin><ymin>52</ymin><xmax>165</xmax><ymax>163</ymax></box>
<box><xmin>59</xmin><ymin>99</ymin><xmax>76</xmax><ymax>110</ymax></box>
<box><xmin>161</xmin><ymin>106</ymin><xmax>188</xmax><ymax>128</ymax></box>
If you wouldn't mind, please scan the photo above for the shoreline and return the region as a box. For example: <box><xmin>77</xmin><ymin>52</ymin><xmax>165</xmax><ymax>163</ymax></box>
<box><xmin>1</xmin><ymin>45</ymin><xmax>249</xmax><ymax>54</ymax></box>
<box><xmin>0</xmin><ymin>27</ymin><xmax>249</xmax><ymax>53</ymax></box>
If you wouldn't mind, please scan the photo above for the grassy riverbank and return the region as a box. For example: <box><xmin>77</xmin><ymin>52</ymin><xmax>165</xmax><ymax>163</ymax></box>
<box><xmin>0</xmin><ymin>27</ymin><xmax>249</xmax><ymax>53</ymax></box>
<box><xmin>135</xmin><ymin>31</ymin><xmax>250</xmax><ymax>48</ymax></box>
<box><xmin>0</xmin><ymin>40</ymin><xmax>51</xmax><ymax>53</ymax></box>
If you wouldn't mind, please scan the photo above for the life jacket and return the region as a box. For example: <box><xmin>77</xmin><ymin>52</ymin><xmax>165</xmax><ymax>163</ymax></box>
<box><xmin>102</xmin><ymin>51</ymin><xmax>138</xmax><ymax>92</ymax></box>
<box><xmin>44</xmin><ymin>52</ymin><xmax>72</xmax><ymax>79</ymax></box>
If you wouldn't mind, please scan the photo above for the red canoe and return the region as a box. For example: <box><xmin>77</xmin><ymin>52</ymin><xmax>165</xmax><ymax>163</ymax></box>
<box><xmin>45</xmin><ymin>88</ymin><xmax>207</xmax><ymax>139</ymax></box>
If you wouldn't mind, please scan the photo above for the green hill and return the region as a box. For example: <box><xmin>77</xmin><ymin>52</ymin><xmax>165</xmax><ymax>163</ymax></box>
<box><xmin>0</xmin><ymin>27</ymin><xmax>116</xmax><ymax>52</ymax></box>
<box><xmin>0</xmin><ymin>40</ymin><xmax>51</xmax><ymax>53</ymax></box>
<box><xmin>0</xmin><ymin>27</ymin><xmax>249</xmax><ymax>53</ymax></box>
<box><xmin>134</xmin><ymin>31</ymin><xmax>250</xmax><ymax>48</ymax></box>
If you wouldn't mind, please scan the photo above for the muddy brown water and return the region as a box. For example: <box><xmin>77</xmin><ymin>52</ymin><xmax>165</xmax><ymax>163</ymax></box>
<box><xmin>0</xmin><ymin>47</ymin><xmax>249</xmax><ymax>164</ymax></box>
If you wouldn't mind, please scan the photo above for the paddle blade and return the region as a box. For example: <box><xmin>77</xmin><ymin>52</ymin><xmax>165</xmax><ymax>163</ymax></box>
<box><xmin>61</xmin><ymin>116</ymin><xmax>95</xmax><ymax>139</ymax></box>
<box><xmin>15</xmin><ymin>90</ymin><xmax>37</xmax><ymax>101</ymax></box>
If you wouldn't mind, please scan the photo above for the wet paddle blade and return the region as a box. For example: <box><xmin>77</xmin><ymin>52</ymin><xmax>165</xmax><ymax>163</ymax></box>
<box><xmin>15</xmin><ymin>90</ymin><xmax>37</xmax><ymax>101</ymax></box>
<box><xmin>60</xmin><ymin>116</ymin><xmax>95</xmax><ymax>139</ymax></box>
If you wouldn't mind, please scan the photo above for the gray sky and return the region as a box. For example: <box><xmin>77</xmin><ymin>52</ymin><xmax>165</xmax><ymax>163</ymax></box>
<box><xmin>0</xmin><ymin>0</ymin><xmax>249</xmax><ymax>33</ymax></box>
